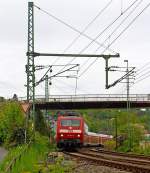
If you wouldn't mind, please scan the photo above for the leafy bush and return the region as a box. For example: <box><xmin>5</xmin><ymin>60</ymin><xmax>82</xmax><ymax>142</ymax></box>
<box><xmin>35</xmin><ymin>109</ymin><xmax>50</xmax><ymax>136</ymax></box>
<box><xmin>0</xmin><ymin>133</ymin><xmax>51</xmax><ymax>173</ymax></box>
<box><xmin>0</xmin><ymin>102</ymin><xmax>25</xmax><ymax>146</ymax></box>
<box><xmin>104</xmin><ymin>140</ymin><xmax>116</xmax><ymax>150</ymax></box>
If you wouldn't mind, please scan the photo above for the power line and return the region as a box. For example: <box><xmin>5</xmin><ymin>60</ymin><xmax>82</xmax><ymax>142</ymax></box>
<box><xmin>79</xmin><ymin>2</ymin><xmax>150</xmax><ymax>77</ymax></box>
<box><xmin>136</xmin><ymin>62</ymin><xmax>150</xmax><ymax>76</ymax></box>
<box><xmin>108</xmin><ymin>2</ymin><xmax>150</xmax><ymax>51</ymax></box>
<box><xmin>135</xmin><ymin>73</ymin><xmax>150</xmax><ymax>85</ymax></box>
<box><xmin>51</xmin><ymin>0</ymin><xmax>113</xmax><ymax>65</ymax></box>
<box><xmin>137</xmin><ymin>61</ymin><xmax>150</xmax><ymax>71</ymax></box>
<box><xmin>101</xmin><ymin>0</ymin><xmax>143</xmax><ymax>51</ymax></box>
<box><xmin>121</xmin><ymin>62</ymin><xmax>150</xmax><ymax>93</ymax></box>
<box><xmin>123</xmin><ymin>70</ymin><xmax>150</xmax><ymax>91</ymax></box>
<box><xmin>34</xmin><ymin>4</ymin><xmax>116</xmax><ymax>55</ymax></box>
<box><xmin>80</xmin><ymin>0</ymin><xmax>143</xmax><ymax>69</ymax></box>
<box><xmin>55</xmin><ymin>0</ymin><xmax>138</xmax><ymax>76</ymax></box>
<box><xmin>52</xmin><ymin>83</ymin><xmax>72</xmax><ymax>94</ymax></box>
<box><xmin>78</xmin><ymin>0</ymin><xmax>139</xmax><ymax>54</ymax></box>
<box><xmin>136</xmin><ymin>70</ymin><xmax>150</xmax><ymax>80</ymax></box>
<box><xmin>54</xmin><ymin>78</ymin><xmax>88</xmax><ymax>94</ymax></box>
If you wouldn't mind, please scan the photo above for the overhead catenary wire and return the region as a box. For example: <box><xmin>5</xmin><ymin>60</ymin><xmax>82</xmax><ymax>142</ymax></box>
<box><xmin>79</xmin><ymin>2</ymin><xmax>150</xmax><ymax>77</ymax></box>
<box><xmin>34</xmin><ymin>1</ymin><xmax>117</xmax><ymax>95</ymax></box>
<box><xmin>137</xmin><ymin>61</ymin><xmax>150</xmax><ymax>72</ymax></box>
<box><xmin>121</xmin><ymin>63</ymin><xmax>150</xmax><ymax>94</ymax></box>
<box><xmin>34</xmin><ymin>0</ymin><xmax>143</xmax><ymax>95</ymax></box>
<box><xmin>34</xmin><ymin>1</ymin><xmax>115</xmax><ymax>94</ymax></box>
<box><xmin>55</xmin><ymin>0</ymin><xmax>139</xmax><ymax>76</ymax></box>
<box><xmin>128</xmin><ymin>72</ymin><xmax>150</xmax><ymax>90</ymax></box>
<box><xmin>78</xmin><ymin>0</ymin><xmax>139</xmax><ymax>54</ymax></box>
<box><xmin>51</xmin><ymin>0</ymin><xmax>113</xmax><ymax>65</ymax></box>
<box><xmin>101</xmin><ymin>0</ymin><xmax>143</xmax><ymax>51</ymax></box>
<box><xmin>136</xmin><ymin>70</ymin><xmax>150</xmax><ymax>80</ymax></box>
<box><xmin>80</xmin><ymin>0</ymin><xmax>143</xmax><ymax>69</ymax></box>
<box><xmin>117</xmin><ymin>59</ymin><xmax>150</xmax><ymax>94</ymax></box>
<box><xmin>135</xmin><ymin>73</ymin><xmax>150</xmax><ymax>84</ymax></box>
<box><xmin>135</xmin><ymin>62</ymin><xmax>150</xmax><ymax>77</ymax></box>
<box><xmin>52</xmin><ymin>83</ymin><xmax>72</xmax><ymax>94</ymax></box>
<box><xmin>34</xmin><ymin>4</ymin><xmax>116</xmax><ymax>55</ymax></box>
<box><xmin>54</xmin><ymin>78</ymin><xmax>88</xmax><ymax>94</ymax></box>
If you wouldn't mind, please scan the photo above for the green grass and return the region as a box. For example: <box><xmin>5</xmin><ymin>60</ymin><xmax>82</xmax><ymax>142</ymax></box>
<box><xmin>10</xmin><ymin>133</ymin><xmax>50</xmax><ymax>173</ymax></box>
<box><xmin>0</xmin><ymin>145</ymin><xmax>26</xmax><ymax>172</ymax></box>
<box><xmin>0</xmin><ymin>132</ymin><xmax>72</xmax><ymax>173</ymax></box>
<box><xmin>0</xmin><ymin>133</ymin><xmax>51</xmax><ymax>173</ymax></box>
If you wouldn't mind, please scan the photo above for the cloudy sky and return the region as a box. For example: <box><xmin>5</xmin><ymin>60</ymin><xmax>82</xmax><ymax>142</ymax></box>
<box><xmin>0</xmin><ymin>0</ymin><xmax>150</xmax><ymax>98</ymax></box>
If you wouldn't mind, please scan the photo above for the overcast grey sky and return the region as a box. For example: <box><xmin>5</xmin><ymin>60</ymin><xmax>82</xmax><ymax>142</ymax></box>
<box><xmin>0</xmin><ymin>0</ymin><xmax>150</xmax><ymax>98</ymax></box>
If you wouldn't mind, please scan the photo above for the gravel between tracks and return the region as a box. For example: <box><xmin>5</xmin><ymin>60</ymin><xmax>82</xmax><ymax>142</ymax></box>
<box><xmin>64</xmin><ymin>154</ymin><xmax>131</xmax><ymax>173</ymax></box>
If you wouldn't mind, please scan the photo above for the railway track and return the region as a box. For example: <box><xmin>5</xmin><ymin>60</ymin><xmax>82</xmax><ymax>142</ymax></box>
<box><xmin>64</xmin><ymin>148</ymin><xmax>150</xmax><ymax>173</ymax></box>
<box><xmin>91</xmin><ymin>148</ymin><xmax>150</xmax><ymax>160</ymax></box>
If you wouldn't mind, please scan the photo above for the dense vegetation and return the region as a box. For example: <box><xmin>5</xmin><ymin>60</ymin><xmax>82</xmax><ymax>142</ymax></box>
<box><xmin>0</xmin><ymin>133</ymin><xmax>53</xmax><ymax>173</ymax></box>
<box><xmin>35</xmin><ymin>109</ymin><xmax>50</xmax><ymax>136</ymax></box>
<box><xmin>0</xmin><ymin>102</ymin><xmax>25</xmax><ymax>146</ymax></box>
<box><xmin>0</xmin><ymin>102</ymin><xmax>54</xmax><ymax>173</ymax></box>
<box><xmin>79</xmin><ymin>109</ymin><xmax>150</xmax><ymax>153</ymax></box>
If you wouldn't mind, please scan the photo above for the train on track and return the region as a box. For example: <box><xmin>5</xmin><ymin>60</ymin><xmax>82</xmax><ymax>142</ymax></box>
<box><xmin>55</xmin><ymin>111</ymin><xmax>113</xmax><ymax>148</ymax></box>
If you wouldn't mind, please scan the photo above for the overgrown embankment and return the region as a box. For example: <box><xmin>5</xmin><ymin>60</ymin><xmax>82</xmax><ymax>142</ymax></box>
<box><xmin>0</xmin><ymin>102</ymin><xmax>25</xmax><ymax>147</ymax></box>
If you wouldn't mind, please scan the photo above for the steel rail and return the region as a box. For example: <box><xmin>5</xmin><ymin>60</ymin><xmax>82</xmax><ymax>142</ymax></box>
<box><xmin>91</xmin><ymin>148</ymin><xmax>150</xmax><ymax>160</ymax></box>
<box><xmin>79</xmin><ymin>150</ymin><xmax>150</xmax><ymax>166</ymax></box>
<box><xmin>64</xmin><ymin>150</ymin><xmax>150</xmax><ymax>173</ymax></box>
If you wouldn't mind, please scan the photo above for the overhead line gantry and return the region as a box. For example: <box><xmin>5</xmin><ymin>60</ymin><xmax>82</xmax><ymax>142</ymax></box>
<box><xmin>26</xmin><ymin>2</ymin><xmax>119</xmax><ymax>125</ymax></box>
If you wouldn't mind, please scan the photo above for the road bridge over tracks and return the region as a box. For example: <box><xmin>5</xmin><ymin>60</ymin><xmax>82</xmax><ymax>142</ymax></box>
<box><xmin>20</xmin><ymin>94</ymin><xmax>150</xmax><ymax>110</ymax></box>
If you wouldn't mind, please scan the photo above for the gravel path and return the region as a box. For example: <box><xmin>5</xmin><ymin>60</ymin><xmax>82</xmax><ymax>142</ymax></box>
<box><xmin>0</xmin><ymin>147</ymin><xmax>7</xmax><ymax>163</ymax></box>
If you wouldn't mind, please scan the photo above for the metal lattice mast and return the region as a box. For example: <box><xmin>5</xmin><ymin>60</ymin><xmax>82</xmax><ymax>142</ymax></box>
<box><xmin>26</xmin><ymin>2</ymin><xmax>35</xmax><ymax>132</ymax></box>
<box><xmin>27</xmin><ymin>2</ymin><xmax>35</xmax><ymax>101</ymax></box>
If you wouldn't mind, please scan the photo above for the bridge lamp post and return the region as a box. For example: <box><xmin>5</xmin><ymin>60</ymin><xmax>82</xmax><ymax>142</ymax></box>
<box><xmin>124</xmin><ymin>59</ymin><xmax>131</xmax><ymax>151</ymax></box>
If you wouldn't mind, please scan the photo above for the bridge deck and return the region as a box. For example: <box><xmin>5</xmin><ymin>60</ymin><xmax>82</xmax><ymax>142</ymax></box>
<box><xmin>35</xmin><ymin>101</ymin><xmax>150</xmax><ymax>109</ymax></box>
<box><xmin>20</xmin><ymin>94</ymin><xmax>150</xmax><ymax>110</ymax></box>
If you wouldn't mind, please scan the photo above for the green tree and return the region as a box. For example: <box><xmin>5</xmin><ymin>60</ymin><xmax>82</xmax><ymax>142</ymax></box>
<box><xmin>35</xmin><ymin>109</ymin><xmax>49</xmax><ymax>136</ymax></box>
<box><xmin>0</xmin><ymin>102</ymin><xmax>25</xmax><ymax>146</ymax></box>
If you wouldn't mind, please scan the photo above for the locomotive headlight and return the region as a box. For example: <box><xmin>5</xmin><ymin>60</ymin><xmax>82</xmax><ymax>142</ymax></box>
<box><xmin>60</xmin><ymin>134</ymin><xmax>63</xmax><ymax>137</ymax></box>
<box><xmin>77</xmin><ymin>134</ymin><xmax>80</xmax><ymax>137</ymax></box>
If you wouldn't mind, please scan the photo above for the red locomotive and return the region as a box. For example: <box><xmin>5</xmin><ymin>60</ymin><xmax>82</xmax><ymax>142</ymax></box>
<box><xmin>56</xmin><ymin>115</ymin><xmax>84</xmax><ymax>148</ymax></box>
<box><xmin>55</xmin><ymin>112</ymin><xmax>113</xmax><ymax>148</ymax></box>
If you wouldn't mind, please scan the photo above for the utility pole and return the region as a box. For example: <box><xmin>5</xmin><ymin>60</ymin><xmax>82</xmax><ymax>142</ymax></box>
<box><xmin>124</xmin><ymin>59</ymin><xmax>131</xmax><ymax>151</ymax></box>
<box><xmin>45</xmin><ymin>75</ymin><xmax>49</xmax><ymax>102</ymax></box>
<box><xmin>45</xmin><ymin>75</ymin><xmax>49</xmax><ymax>118</ymax></box>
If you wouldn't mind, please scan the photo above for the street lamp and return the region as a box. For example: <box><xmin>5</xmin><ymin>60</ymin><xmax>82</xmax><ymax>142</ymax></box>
<box><xmin>124</xmin><ymin>59</ymin><xmax>131</xmax><ymax>151</ymax></box>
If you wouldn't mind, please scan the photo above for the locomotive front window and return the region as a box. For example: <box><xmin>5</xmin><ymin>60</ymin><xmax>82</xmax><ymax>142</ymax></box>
<box><xmin>61</xmin><ymin>119</ymin><xmax>80</xmax><ymax>126</ymax></box>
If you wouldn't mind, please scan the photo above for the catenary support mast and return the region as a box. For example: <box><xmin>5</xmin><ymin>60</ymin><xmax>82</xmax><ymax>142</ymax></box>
<box><xmin>27</xmin><ymin>2</ymin><xmax>35</xmax><ymax>102</ymax></box>
<box><xmin>26</xmin><ymin>2</ymin><xmax>35</xmax><ymax>131</ymax></box>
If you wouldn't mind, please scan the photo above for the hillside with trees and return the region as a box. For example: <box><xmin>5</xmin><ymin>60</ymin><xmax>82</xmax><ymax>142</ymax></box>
<box><xmin>79</xmin><ymin>109</ymin><xmax>150</xmax><ymax>153</ymax></box>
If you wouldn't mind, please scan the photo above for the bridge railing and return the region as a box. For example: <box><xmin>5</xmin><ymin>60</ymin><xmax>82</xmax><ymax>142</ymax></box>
<box><xmin>19</xmin><ymin>94</ymin><xmax>150</xmax><ymax>103</ymax></box>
